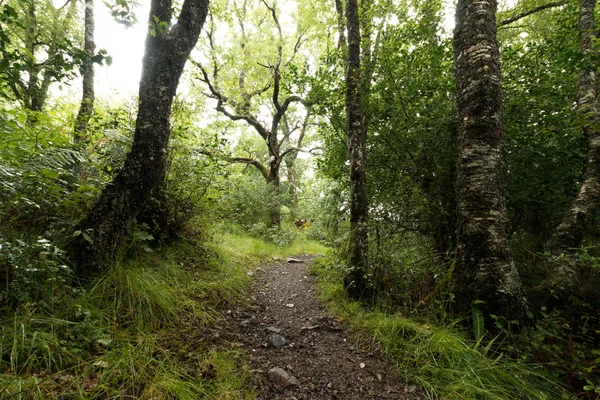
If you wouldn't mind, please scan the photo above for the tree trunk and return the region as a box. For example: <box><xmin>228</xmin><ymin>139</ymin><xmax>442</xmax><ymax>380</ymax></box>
<box><xmin>74</xmin><ymin>0</ymin><xmax>95</xmax><ymax>142</ymax></box>
<box><xmin>267</xmin><ymin>161</ymin><xmax>281</xmax><ymax>227</ymax></box>
<box><xmin>528</xmin><ymin>0</ymin><xmax>600</xmax><ymax>301</ymax></box>
<box><xmin>334</xmin><ymin>0</ymin><xmax>346</xmax><ymax>49</ymax></box>
<box><xmin>547</xmin><ymin>0</ymin><xmax>600</xmax><ymax>255</ymax></box>
<box><xmin>69</xmin><ymin>0</ymin><xmax>209</xmax><ymax>273</ymax></box>
<box><xmin>453</xmin><ymin>0</ymin><xmax>528</xmax><ymax>325</ymax></box>
<box><xmin>285</xmin><ymin>156</ymin><xmax>299</xmax><ymax>219</ymax></box>
<box><xmin>343</xmin><ymin>0</ymin><xmax>370</xmax><ymax>301</ymax></box>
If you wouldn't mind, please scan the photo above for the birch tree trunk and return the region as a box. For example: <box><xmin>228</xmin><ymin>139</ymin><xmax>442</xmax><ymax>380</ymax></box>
<box><xmin>69</xmin><ymin>0</ymin><xmax>209</xmax><ymax>273</ymax></box>
<box><xmin>74</xmin><ymin>0</ymin><xmax>95</xmax><ymax>141</ymax></box>
<box><xmin>343</xmin><ymin>0</ymin><xmax>370</xmax><ymax>301</ymax></box>
<box><xmin>547</xmin><ymin>0</ymin><xmax>600</xmax><ymax>255</ymax></box>
<box><xmin>453</xmin><ymin>0</ymin><xmax>528</xmax><ymax>324</ymax></box>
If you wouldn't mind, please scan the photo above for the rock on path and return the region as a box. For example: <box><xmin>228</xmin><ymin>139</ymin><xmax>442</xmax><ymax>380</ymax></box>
<box><xmin>226</xmin><ymin>255</ymin><xmax>424</xmax><ymax>399</ymax></box>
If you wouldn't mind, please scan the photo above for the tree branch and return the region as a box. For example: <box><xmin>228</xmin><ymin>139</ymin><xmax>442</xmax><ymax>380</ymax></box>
<box><xmin>499</xmin><ymin>1</ymin><xmax>568</xmax><ymax>27</ymax></box>
<box><xmin>193</xmin><ymin>60</ymin><xmax>270</xmax><ymax>140</ymax></box>
<box><xmin>228</xmin><ymin>156</ymin><xmax>270</xmax><ymax>180</ymax></box>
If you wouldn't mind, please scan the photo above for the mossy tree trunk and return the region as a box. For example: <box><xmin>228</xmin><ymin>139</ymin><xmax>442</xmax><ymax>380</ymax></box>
<box><xmin>69</xmin><ymin>0</ymin><xmax>209</xmax><ymax>273</ymax></box>
<box><xmin>453</xmin><ymin>0</ymin><xmax>528</xmax><ymax>325</ymax></box>
<box><xmin>343</xmin><ymin>0</ymin><xmax>370</xmax><ymax>301</ymax></box>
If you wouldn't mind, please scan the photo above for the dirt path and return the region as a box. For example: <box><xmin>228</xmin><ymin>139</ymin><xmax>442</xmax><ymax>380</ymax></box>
<box><xmin>224</xmin><ymin>255</ymin><xmax>424</xmax><ymax>399</ymax></box>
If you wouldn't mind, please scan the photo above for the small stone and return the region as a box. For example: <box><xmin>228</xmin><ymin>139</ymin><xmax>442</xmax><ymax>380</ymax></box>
<box><xmin>246</xmin><ymin>271</ymin><xmax>254</xmax><ymax>276</ymax></box>
<box><xmin>268</xmin><ymin>333</ymin><xmax>288</xmax><ymax>349</ymax></box>
<box><xmin>266</xmin><ymin>326</ymin><xmax>282</xmax><ymax>333</ymax></box>
<box><xmin>272</xmin><ymin>256</ymin><xmax>280</xmax><ymax>261</ymax></box>
<box><xmin>286</xmin><ymin>258</ymin><xmax>303</xmax><ymax>263</ymax></box>
<box><xmin>241</xmin><ymin>318</ymin><xmax>257</xmax><ymax>327</ymax></box>
<box><xmin>267</xmin><ymin>367</ymin><xmax>299</xmax><ymax>389</ymax></box>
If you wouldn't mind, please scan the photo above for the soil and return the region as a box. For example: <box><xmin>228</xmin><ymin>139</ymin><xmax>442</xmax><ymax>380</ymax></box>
<box><xmin>223</xmin><ymin>255</ymin><xmax>425</xmax><ymax>400</ymax></box>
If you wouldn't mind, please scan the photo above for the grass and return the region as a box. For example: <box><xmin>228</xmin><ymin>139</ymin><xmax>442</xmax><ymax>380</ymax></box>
<box><xmin>310</xmin><ymin>256</ymin><xmax>578</xmax><ymax>400</ymax></box>
<box><xmin>0</xmin><ymin>224</ymin><xmax>327</xmax><ymax>399</ymax></box>
<box><xmin>214</xmin><ymin>225</ymin><xmax>328</xmax><ymax>266</ymax></box>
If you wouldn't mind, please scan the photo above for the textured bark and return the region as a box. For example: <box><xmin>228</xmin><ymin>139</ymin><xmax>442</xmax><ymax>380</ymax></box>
<box><xmin>74</xmin><ymin>0</ymin><xmax>95</xmax><ymax>141</ymax></box>
<box><xmin>343</xmin><ymin>0</ymin><xmax>370</xmax><ymax>301</ymax></box>
<box><xmin>69</xmin><ymin>0</ymin><xmax>209</xmax><ymax>272</ymax></box>
<box><xmin>453</xmin><ymin>0</ymin><xmax>528</xmax><ymax>324</ymax></box>
<box><xmin>547</xmin><ymin>0</ymin><xmax>600</xmax><ymax>256</ymax></box>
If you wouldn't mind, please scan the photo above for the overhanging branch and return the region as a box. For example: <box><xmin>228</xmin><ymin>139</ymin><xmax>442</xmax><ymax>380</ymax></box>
<box><xmin>499</xmin><ymin>1</ymin><xmax>568</xmax><ymax>27</ymax></box>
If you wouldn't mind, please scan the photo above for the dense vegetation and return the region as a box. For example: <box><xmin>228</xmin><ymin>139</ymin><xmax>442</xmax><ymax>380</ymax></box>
<box><xmin>0</xmin><ymin>0</ymin><xmax>599</xmax><ymax>398</ymax></box>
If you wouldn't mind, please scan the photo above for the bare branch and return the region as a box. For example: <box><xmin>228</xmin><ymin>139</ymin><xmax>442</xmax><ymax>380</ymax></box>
<box><xmin>193</xmin><ymin>60</ymin><xmax>271</xmax><ymax>139</ymax></box>
<box><xmin>499</xmin><ymin>1</ymin><xmax>568</xmax><ymax>27</ymax></box>
<box><xmin>195</xmin><ymin>149</ymin><xmax>271</xmax><ymax>181</ymax></box>
<box><xmin>285</xmin><ymin>30</ymin><xmax>308</xmax><ymax>67</ymax></box>
<box><xmin>228</xmin><ymin>156</ymin><xmax>270</xmax><ymax>180</ymax></box>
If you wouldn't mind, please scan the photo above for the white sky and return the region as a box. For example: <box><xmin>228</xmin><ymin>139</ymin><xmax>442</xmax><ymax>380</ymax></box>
<box><xmin>93</xmin><ymin>2</ymin><xmax>150</xmax><ymax>98</ymax></box>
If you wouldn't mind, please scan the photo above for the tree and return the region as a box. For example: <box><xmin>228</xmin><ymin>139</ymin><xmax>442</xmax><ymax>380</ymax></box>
<box><xmin>453</xmin><ymin>0</ymin><xmax>528</xmax><ymax>325</ymax></box>
<box><xmin>74</xmin><ymin>0</ymin><xmax>95</xmax><ymax>140</ymax></box>
<box><xmin>0</xmin><ymin>0</ymin><xmax>84</xmax><ymax>112</ymax></box>
<box><xmin>195</xmin><ymin>0</ymin><xmax>313</xmax><ymax>227</ymax></box>
<box><xmin>546</xmin><ymin>0</ymin><xmax>600</xmax><ymax>255</ymax></box>
<box><xmin>69</xmin><ymin>0</ymin><xmax>209</xmax><ymax>271</ymax></box>
<box><xmin>343</xmin><ymin>0</ymin><xmax>369</xmax><ymax>300</ymax></box>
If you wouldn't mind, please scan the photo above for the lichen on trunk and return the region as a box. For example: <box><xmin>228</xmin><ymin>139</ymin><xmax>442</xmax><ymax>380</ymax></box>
<box><xmin>69</xmin><ymin>0</ymin><xmax>209</xmax><ymax>273</ymax></box>
<box><xmin>343</xmin><ymin>0</ymin><xmax>370</xmax><ymax>301</ymax></box>
<box><xmin>453</xmin><ymin>0</ymin><xmax>528</xmax><ymax>326</ymax></box>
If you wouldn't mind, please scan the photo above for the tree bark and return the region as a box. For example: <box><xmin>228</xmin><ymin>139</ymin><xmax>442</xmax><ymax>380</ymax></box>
<box><xmin>69</xmin><ymin>0</ymin><xmax>209</xmax><ymax>272</ymax></box>
<box><xmin>334</xmin><ymin>0</ymin><xmax>346</xmax><ymax>50</ymax></box>
<box><xmin>547</xmin><ymin>0</ymin><xmax>600</xmax><ymax>256</ymax></box>
<box><xmin>74</xmin><ymin>0</ymin><xmax>95</xmax><ymax>142</ymax></box>
<box><xmin>453</xmin><ymin>0</ymin><xmax>528</xmax><ymax>325</ymax></box>
<box><xmin>343</xmin><ymin>0</ymin><xmax>370</xmax><ymax>301</ymax></box>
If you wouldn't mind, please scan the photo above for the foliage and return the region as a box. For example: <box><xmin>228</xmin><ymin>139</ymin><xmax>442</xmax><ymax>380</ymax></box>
<box><xmin>0</xmin><ymin>108</ymin><xmax>100</xmax><ymax>238</ymax></box>
<box><xmin>0</xmin><ymin>0</ymin><xmax>110</xmax><ymax>111</ymax></box>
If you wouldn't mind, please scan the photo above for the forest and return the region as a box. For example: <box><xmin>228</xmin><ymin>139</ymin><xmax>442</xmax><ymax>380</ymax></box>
<box><xmin>0</xmin><ymin>0</ymin><xmax>599</xmax><ymax>398</ymax></box>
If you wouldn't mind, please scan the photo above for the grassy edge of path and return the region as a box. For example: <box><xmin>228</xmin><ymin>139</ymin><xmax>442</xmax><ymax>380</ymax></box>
<box><xmin>0</xmin><ymin>228</ymin><xmax>327</xmax><ymax>399</ymax></box>
<box><xmin>309</xmin><ymin>256</ymin><xmax>577</xmax><ymax>400</ymax></box>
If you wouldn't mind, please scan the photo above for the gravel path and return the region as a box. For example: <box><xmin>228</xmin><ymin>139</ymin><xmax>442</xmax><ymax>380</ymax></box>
<box><xmin>225</xmin><ymin>255</ymin><xmax>424</xmax><ymax>399</ymax></box>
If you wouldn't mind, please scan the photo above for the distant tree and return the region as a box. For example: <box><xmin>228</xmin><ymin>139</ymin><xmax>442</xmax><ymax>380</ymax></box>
<box><xmin>69</xmin><ymin>0</ymin><xmax>209</xmax><ymax>272</ymax></box>
<box><xmin>74</xmin><ymin>0</ymin><xmax>96</xmax><ymax>141</ymax></box>
<box><xmin>0</xmin><ymin>0</ymin><xmax>85</xmax><ymax>112</ymax></box>
<box><xmin>195</xmin><ymin>0</ymin><xmax>313</xmax><ymax>227</ymax></box>
<box><xmin>453</xmin><ymin>0</ymin><xmax>528</xmax><ymax>325</ymax></box>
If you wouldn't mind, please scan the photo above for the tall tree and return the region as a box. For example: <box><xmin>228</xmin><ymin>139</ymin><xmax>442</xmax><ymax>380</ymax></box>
<box><xmin>69</xmin><ymin>0</ymin><xmax>209</xmax><ymax>271</ymax></box>
<box><xmin>74</xmin><ymin>0</ymin><xmax>95</xmax><ymax>141</ymax></box>
<box><xmin>453</xmin><ymin>0</ymin><xmax>528</xmax><ymax>324</ymax></box>
<box><xmin>547</xmin><ymin>0</ymin><xmax>600</xmax><ymax>255</ymax></box>
<box><xmin>343</xmin><ymin>0</ymin><xmax>369</xmax><ymax>300</ymax></box>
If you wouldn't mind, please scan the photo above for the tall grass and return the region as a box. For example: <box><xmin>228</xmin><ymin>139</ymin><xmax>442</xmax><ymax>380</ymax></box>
<box><xmin>0</xmin><ymin>225</ymin><xmax>326</xmax><ymax>398</ymax></box>
<box><xmin>311</xmin><ymin>257</ymin><xmax>577</xmax><ymax>400</ymax></box>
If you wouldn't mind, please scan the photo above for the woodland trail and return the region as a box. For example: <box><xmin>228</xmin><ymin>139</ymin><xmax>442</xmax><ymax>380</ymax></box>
<box><xmin>223</xmin><ymin>255</ymin><xmax>425</xmax><ymax>399</ymax></box>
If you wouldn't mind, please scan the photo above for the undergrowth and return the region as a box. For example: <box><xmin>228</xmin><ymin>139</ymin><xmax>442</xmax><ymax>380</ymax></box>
<box><xmin>0</xmin><ymin>225</ymin><xmax>326</xmax><ymax>399</ymax></box>
<box><xmin>310</xmin><ymin>256</ymin><xmax>579</xmax><ymax>400</ymax></box>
